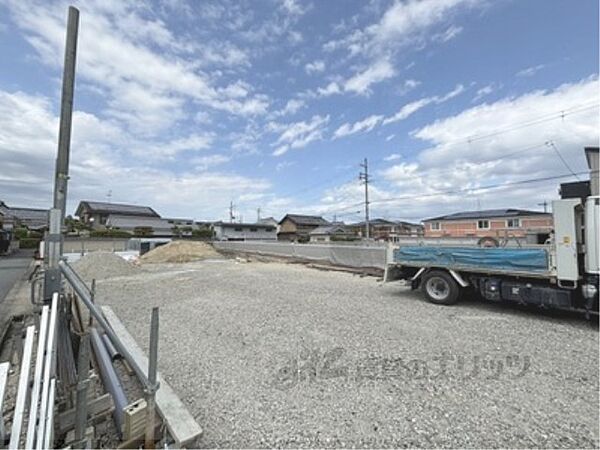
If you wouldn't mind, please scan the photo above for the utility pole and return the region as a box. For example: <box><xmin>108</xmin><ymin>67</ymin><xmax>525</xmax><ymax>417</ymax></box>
<box><xmin>538</xmin><ymin>200</ymin><xmax>548</xmax><ymax>213</ymax></box>
<box><xmin>256</xmin><ymin>207</ymin><xmax>261</xmax><ymax>222</ymax></box>
<box><xmin>45</xmin><ymin>6</ymin><xmax>79</xmax><ymax>300</ymax></box>
<box><xmin>359</xmin><ymin>158</ymin><xmax>370</xmax><ymax>239</ymax></box>
<box><xmin>229</xmin><ymin>201</ymin><xmax>235</xmax><ymax>223</ymax></box>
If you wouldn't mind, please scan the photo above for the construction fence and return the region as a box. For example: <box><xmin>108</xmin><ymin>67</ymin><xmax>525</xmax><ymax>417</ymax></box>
<box><xmin>213</xmin><ymin>241</ymin><xmax>387</xmax><ymax>269</ymax></box>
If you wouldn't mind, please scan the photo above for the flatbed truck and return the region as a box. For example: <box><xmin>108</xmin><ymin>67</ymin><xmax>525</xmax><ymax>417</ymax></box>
<box><xmin>384</xmin><ymin>147</ymin><xmax>599</xmax><ymax>317</ymax></box>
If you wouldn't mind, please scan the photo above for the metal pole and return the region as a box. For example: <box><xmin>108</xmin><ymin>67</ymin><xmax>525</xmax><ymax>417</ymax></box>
<box><xmin>90</xmin><ymin>328</ymin><xmax>128</xmax><ymax>433</ymax></box>
<box><xmin>145</xmin><ymin>307</ymin><xmax>159</xmax><ymax>449</ymax></box>
<box><xmin>73</xmin><ymin>334</ymin><xmax>90</xmax><ymax>448</ymax></box>
<box><xmin>359</xmin><ymin>158</ymin><xmax>370</xmax><ymax>239</ymax></box>
<box><xmin>59</xmin><ymin>260</ymin><xmax>152</xmax><ymax>389</ymax></box>
<box><xmin>53</xmin><ymin>5</ymin><xmax>79</xmax><ymax>224</ymax></box>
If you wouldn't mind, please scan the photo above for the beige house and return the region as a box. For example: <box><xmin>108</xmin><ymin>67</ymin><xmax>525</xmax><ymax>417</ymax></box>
<box><xmin>277</xmin><ymin>214</ymin><xmax>329</xmax><ymax>242</ymax></box>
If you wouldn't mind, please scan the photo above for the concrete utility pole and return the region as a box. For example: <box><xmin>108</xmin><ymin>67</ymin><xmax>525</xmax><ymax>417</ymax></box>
<box><xmin>256</xmin><ymin>207</ymin><xmax>261</xmax><ymax>222</ymax></box>
<box><xmin>538</xmin><ymin>200</ymin><xmax>548</xmax><ymax>213</ymax></box>
<box><xmin>359</xmin><ymin>158</ymin><xmax>370</xmax><ymax>239</ymax></box>
<box><xmin>45</xmin><ymin>6</ymin><xmax>79</xmax><ymax>300</ymax></box>
<box><xmin>53</xmin><ymin>6</ymin><xmax>79</xmax><ymax>225</ymax></box>
<box><xmin>229</xmin><ymin>201</ymin><xmax>235</xmax><ymax>223</ymax></box>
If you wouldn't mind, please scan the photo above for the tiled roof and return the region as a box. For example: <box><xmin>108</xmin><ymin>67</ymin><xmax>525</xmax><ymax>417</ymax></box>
<box><xmin>77</xmin><ymin>201</ymin><xmax>159</xmax><ymax>217</ymax></box>
<box><xmin>279</xmin><ymin>214</ymin><xmax>329</xmax><ymax>226</ymax></box>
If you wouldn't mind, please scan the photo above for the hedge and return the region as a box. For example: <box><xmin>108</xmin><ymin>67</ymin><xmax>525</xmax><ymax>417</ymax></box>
<box><xmin>89</xmin><ymin>229</ymin><xmax>132</xmax><ymax>238</ymax></box>
<box><xmin>19</xmin><ymin>238</ymin><xmax>41</xmax><ymax>249</ymax></box>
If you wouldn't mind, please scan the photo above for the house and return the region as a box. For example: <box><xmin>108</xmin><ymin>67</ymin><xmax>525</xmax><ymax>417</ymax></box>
<box><xmin>0</xmin><ymin>201</ymin><xmax>48</xmax><ymax>230</ymax></box>
<box><xmin>348</xmin><ymin>219</ymin><xmax>423</xmax><ymax>241</ymax></box>
<box><xmin>258</xmin><ymin>217</ymin><xmax>279</xmax><ymax>228</ymax></box>
<box><xmin>212</xmin><ymin>222</ymin><xmax>277</xmax><ymax>241</ymax></box>
<box><xmin>105</xmin><ymin>215</ymin><xmax>193</xmax><ymax>237</ymax></box>
<box><xmin>423</xmin><ymin>209</ymin><xmax>553</xmax><ymax>242</ymax></box>
<box><xmin>309</xmin><ymin>224</ymin><xmax>355</xmax><ymax>242</ymax></box>
<box><xmin>75</xmin><ymin>200</ymin><xmax>159</xmax><ymax>228</ymax></box>
<box><xmin>277</xmin><ymin>214</ymin><xmax>329</xmax><ymax>242</ymax></box>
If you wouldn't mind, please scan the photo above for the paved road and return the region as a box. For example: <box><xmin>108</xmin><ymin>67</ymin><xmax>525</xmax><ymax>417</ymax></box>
<box><xmin>0</xmin><ymin>250</ymin><xmax>33</xmax><ymax>303</ymax></box>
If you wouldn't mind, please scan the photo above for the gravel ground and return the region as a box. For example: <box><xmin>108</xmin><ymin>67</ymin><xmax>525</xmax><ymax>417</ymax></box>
<box><xmin>94</xmin><ymin>259</ymin><xmax>599</xmax><ymax>448</ymax></box>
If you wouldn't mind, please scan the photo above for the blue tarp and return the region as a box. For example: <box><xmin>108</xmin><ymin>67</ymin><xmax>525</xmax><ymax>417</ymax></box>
<box><xmin>394</xmin><ymin>246</ymin><xmax>549</xmax><ymax>273</ymax></box>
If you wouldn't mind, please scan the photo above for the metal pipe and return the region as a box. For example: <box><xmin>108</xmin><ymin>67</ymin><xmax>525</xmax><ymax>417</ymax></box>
<box><xmin>59</xmin><ymin>260</ymin><xmax>152</xmax><ymax>389</ymax></box>
<box><xmin>36</xmin><ymin>293</ymin><xmax>59</xmax><ymax>450</ymax></box>
<box><xmin>102</xmin><ymin>333</ymin><xmax>121</xmax><ymax>361</ymax></box>
<box><xmin>42</xmin><ymin>379</ymin><xmax>56</xmax><ymax>450</ymax></box>
<box><xmin>90</xmin><ymin>327</ymin><xmax>128</xmax><ymax>432</ymax></box>
<box><xmin>145</xmin><ymin>307</ymin><xmax>159</xmax><ymax>449</ymax></box>
<box><xmin>25</xmin><ymin>305</ymin><xmax>50</xmax><ymax>449</ymax></box>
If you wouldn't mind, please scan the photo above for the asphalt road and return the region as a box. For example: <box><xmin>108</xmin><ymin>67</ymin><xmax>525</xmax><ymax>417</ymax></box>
<box><xmin>0</xmin><ymin>250</ymin><xmax>33</xmax><ymax>303</ymax></box>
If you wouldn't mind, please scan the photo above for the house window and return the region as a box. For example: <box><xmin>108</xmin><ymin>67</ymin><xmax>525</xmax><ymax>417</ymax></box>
<box><xmin>250</xmin><ymin>228</ymin><xmax>257</xmax><ymax>232</ymax></box>
<box><xmin>234</xmin><ymin>227</ymin><xmax>243</xmax><ymax>232</ymax></box>
<box><xmin>430</xmin><ymin>222</ymin><xmax>441</xmax><ymax>230</ymax></box>
<box><xmin>477</xmin><ymin>220</ymin><xmax>490</xmax><ymax>229</ymax></box>
<box><xmin>506</xmin><ymin>218</ymin><xmax>520</xmax><ymax>228</ymax></box>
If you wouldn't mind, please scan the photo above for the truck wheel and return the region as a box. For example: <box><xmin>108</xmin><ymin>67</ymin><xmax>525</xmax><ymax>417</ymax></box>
<box><xmin>421</xmin><ymin>270</ymin><xmax>460</xmax><ymax>305</ymax></box>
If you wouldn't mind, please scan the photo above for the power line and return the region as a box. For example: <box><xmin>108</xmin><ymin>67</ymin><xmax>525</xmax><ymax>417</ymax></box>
<box><xmin>324</xmin><ymin>170</ymin><xmax>594</xmax><ymax>215</ymax></box>
<box><xmin>546</xmin><ymin>140</ymin><xmax>580</xmax><ymax>180</ymax></box>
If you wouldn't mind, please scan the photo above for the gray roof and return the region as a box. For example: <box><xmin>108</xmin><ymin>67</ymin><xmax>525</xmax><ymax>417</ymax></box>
<box><xmin>309</xmin><ymin>224</ymin><xmax>350</xmax><ymax>235</ymax></box>
<box><xmin>76</xmin><ymin>201</ymin><xmax>159</xmax><ymax>217</ymax></box>
<box><xmin>106</xmin><ymin>215</ymin><xmax>172</xmax><ymax>230</ymax></box>
<box><xmin>0</xmin><ymin>203</ymin><xmax>48</xmax><ymax>228</ymax></box>
<box><xmin>279</xmin><ymin>214</ymin><xmax>329</xmax><ymax>226</ymax></box>
<box><xmin>213</xmin><ymin>221</ymin><xmax>275</xmax><ymax>229</ymax></box>
<box><xmin>425</xmin><ymin>209</ymin><xmax>550</xmax><ymax>222</ymax></box>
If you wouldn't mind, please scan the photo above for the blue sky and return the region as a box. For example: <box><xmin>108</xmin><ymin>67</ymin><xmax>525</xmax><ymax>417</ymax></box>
<box><xmin>0</xmin><ymin>0</ymin><xmax>598</xmax><ymax>223</ymax></box>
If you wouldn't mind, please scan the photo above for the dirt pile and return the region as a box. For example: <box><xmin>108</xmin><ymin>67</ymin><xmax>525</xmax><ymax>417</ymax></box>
<box><xmin>72</xmin><ymin>251</ymin><xmax>138</xmax><ymax>281</ymax></box>
<box><xmin>140</xmin><ymin>241</ymin><xmax>222</xmax><ymax>263</ymax></box>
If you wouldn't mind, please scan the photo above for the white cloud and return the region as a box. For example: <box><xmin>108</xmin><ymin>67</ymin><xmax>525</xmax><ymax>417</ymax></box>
<box><xmin>0</xmin><ymin>88</ymin><xmax>271</xmax><ymax>218</ymax></box>
<box><xmin>272</xmin><ymin>115</ymin><xmax>330</xmax><ymax>156</ymax></box>
<box><xmin>317</xmin><ymin>81</ymin><xmax>342</xmax><ymax>97</ymax></box>
<box><xmin>376</xmin><ymin>77</ymin><xmax>599</xmax><ymax>219</ymax></box>
<box><xmin>324</xmin><ymin>0</ymin><xmax>479</xmax><ymax>58</ymax></box>
<box><xmin>343</xmin><ymin>59</ymin><xmax>396</xmax><ymax>95</ymax></box>
<box><xmin>386</xmin><ymin>134</ymin><xmax>396</xmax><ymax>142</ymax></box>
<box><xmin>333</xmin><ymin>114</ymin><xmax>384</xmax><ymax>139</ymax></box>
<box><xmin>383</xmin><ymin>84</ymin><xmax>465</xmax><ymax>125</ymax></box>
<box><xmin>191</xmin><ymin>154</ymin><xmax>231</xmax><ymax>170</ymax></box>
<box><xmin>517</xmin><ymin>64</ymin><xmax>546</xmax><ymax>77</ymax></box>
<box><xmin>384</xmin><ymin>153</ymin><xmax>402</xmax><ymax>161</ymax></box>
<box><xmin>4</xmin><ymin>0</ymin><xmax>269</xmax><ymax>135</ymax></box>
<box><xmin>305</xmin><ymin>60</ymin><xmax>326</xmax><ymax>74</ymax></box>
<box><xmin>432</xmin><ymin>25</ymin><xmax>463</xmax><ymax>42</ymax></box>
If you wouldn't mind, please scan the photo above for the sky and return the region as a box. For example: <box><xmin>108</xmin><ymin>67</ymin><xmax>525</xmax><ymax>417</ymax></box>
<box><xmin>0</xmin><ymin>0</ymin><xmax>598</xmax><ymax>223</ymax></box>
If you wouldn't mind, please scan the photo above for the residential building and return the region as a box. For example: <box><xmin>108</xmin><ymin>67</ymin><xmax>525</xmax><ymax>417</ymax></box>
<box><xmin>0</xmin><ymin>201</ymin><xmax>48</xmax><ymax>230</ymax></box>
<box><xmin>75</xmin><ymin>200</ymin><xmax>159</xmax><ymax>228</ymax></box>
<box><xmin>277</xmin><ymin>214</ymin><xmax>329</xmax><ymax>242</ymax></box>
<box><xmin>106</xmin><ymin>215</ymin><xmax>189</xmax><ymax>237</ymax></box>
<box><xmin>423</xmin><ymin>209</ymin><xmax>553</xmax><ymax>242</ymax></box>
<box><xmin>309</xmin><ymin>224</ymin><xmax>355</xmax><ymax>242</ymax></box>
<box><xmin>212</xmin><ymin>222</ymin><xmax>277</xmax><ymax>241</ymax></box>
<box><xmin>348</xmin><ymin>219</ymin><xmax>424</xmax><ymax>241</ymax></box>
<box><xmin>258</xmin><ymin>217</ymin><xmax>279</xmax><ymax>229</ymax></box>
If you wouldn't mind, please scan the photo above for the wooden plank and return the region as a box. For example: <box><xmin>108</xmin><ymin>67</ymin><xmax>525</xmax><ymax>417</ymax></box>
<box><xmin>101</xmin><ymin>307</ymin><xmax>203</xmax><ymax>448</ymax></box>
<box><xmin>57</xmin><ymin>393</ymin><xmax>114</xmax><ymax>434</ymax></box>
<box><xmin>9</xmin><ymin>325</ymin><xmax>35</xmax><ymax>449</ymax></box>
<box><xmin>0</xmin><ymin>361</ymin><xmax>10</xmax><ymax>442</ymax></box>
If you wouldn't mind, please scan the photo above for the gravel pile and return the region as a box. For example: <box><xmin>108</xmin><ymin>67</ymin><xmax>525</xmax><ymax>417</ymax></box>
<box><xmin>140</xmin><ymin>241</ymin><xmax>222</xmax><ymax>264</ymax></box>
<box><xmin>95</xmin><ymin>260</ymin><xmax>599</xmax><ymax>448</ymax></box>
<box><xmin>72</xmin><ymin>251</ymin><xmax>138</xmax><ymax>281</ymax></box>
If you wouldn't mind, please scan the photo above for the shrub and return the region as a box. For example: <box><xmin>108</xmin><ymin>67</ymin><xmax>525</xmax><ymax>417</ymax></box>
<box><xmin>191</xmin><ymin>228</ymin><xmax>214</xmax><ymax>239</ymax></box>
<box><xmin>133</xmin><ymin>226</ymin><xmax>154</xmax><ymax>237</ymax></box>
<box><xmin>14</xmin><ymin>227</ymin><xmax>28</xmax><ymax>240</ymax></box>
<box><xmin>90</xmin><ymin>229</ymin><xmax>132</xmax><ymax>238</ymax></box>
<box><xmin>19</xmin><ymin>238</ymin><xmax>41</xmax><ymax>249</ymax></box>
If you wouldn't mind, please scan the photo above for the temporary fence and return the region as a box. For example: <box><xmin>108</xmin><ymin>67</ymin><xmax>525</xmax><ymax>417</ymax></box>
<box><xmin>213</xmin><ymin>241</ymin><xmax>387</xmax><ymax>269</ymax></box>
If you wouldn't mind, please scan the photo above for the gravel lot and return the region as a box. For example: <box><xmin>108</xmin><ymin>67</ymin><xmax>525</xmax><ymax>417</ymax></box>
<box><xmin>94</xmin><ymin>259</ymin><xmax>599</xmax><ymax>448</ymax></box>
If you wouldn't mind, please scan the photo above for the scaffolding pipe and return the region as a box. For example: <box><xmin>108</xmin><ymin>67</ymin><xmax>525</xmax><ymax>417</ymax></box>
<box><xmin>59</xmin><ymin>260</ymin><xmax>152</xmax><ymax>390</ymax></box>
<box><xmin>90</xmin><ymin>327</ymin><xmax>127</xmax><ymax>432</ymax></box>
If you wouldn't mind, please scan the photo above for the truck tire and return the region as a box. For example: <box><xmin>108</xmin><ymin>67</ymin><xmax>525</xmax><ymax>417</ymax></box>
<box><xmin>421</xmin><ymin>270</ymin><xmax>460</xmax><ymax>305</ymax></box>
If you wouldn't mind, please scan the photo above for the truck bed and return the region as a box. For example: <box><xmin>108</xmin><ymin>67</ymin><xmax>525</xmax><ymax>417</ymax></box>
<box><xmin>393</xmin><ymin>246</ymin><xmax>553</xmax><ymax>278</ymax></box>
